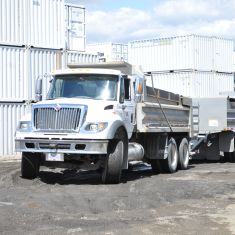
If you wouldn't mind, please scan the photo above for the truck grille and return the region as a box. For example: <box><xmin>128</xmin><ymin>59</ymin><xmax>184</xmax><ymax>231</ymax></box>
<box><xmin>34</xmin><ymin>107</ymin><xmax>81</xmax><ymax>131</ymax></box>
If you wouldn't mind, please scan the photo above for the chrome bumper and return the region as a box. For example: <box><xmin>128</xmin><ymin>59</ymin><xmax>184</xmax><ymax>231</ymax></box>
<box><xmin>15</xmin><ymin>138</ymin><xmax>109</xmax><ymax>154</ymax></box>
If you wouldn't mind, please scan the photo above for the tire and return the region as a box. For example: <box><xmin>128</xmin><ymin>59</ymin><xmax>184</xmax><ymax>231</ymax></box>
<box><xmin>161</xmin><ymin>138</ymin><xmax>178</xmax><ymax>173</ymax></box>
<box><xmin>21</xmin><ymin>152</ymin><xmax>40</xmax><ymax>179</ymax></box>
<box><xmin>224</xmin><ymin>152</ymin><xmax>235</xmax><ymax>163</ymax></box>
<box><xmin>178</xmin><ymin>138</ymin><xmax>189</xmax><ymax>170</ymax></box>
<box><xmin>102</xmin><ymin>139</ymin><xmax>124</xmax><ymax>184</ymax></box>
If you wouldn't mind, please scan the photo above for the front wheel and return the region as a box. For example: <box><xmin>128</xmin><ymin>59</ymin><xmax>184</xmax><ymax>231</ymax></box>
<box><xmin>102</xmin><ymin>139</ymin><xmax>124</xmax><ymax>184</ymax></box>
<box><xmin>21</xmin><ymin>152</ymin><xmax>40</xmax><ymax>179</ymax></box>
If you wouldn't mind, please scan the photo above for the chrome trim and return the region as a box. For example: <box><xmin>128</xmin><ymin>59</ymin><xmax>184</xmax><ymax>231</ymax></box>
<box><xmin>32</xmin><ymin>103</ymin><xmax>87</xmax><ymax>133</ymax></box>
<box><xmin>15</xmin><ymin>138</ymin><xmax>108</xmax><ymax>154</ymax></box>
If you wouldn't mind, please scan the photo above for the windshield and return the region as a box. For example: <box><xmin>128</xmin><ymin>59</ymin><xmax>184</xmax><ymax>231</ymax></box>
<box><xmin>47</xmin><ymin>74</ymin><xmax>118</xmax><ymax>100</ymax></box>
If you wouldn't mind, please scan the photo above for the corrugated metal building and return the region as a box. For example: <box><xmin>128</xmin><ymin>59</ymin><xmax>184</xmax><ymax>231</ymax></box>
<box><xmin>128</xmin><ymin>35</ymin><xmax>234</xmax><ymax>73</ymax></box>
<box><xmin>0</xmin><ymin>1</ymin><xmax>98</xmax><ymax>157</ymax></box>
<box><xmin>147</xmin><ymin>71</ymin><xmax>233</xmax><ymax>98</ymax></box>
<box><xmin>0</xmin><ymin>0</ymin><xmax>65</xmax><ymax>49</ymax></box>
<box><xmin>128</xmin><ymin>35</ymin><xmax>234</xmax><ymax>97</ymax></box>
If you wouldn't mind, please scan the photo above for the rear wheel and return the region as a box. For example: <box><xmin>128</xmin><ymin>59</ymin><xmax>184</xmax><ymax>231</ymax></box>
<box><xmin>102</xmin><ymin>139</ymin><xmax>124</xmax><ymax>184</ymax></box>
<box><xmin>178</xmin><ymin>138</ymin><xmax>189</xmax><ymax>170</ymax></box>
<box><xmin>21</xmin><ymin>152</ymin><xmax>40</xmax><ymax>179</ymax></box>
<box><xmin>161</xmin><ymin>138</ymin><xmax>178</xmax><ymax>173</ymax></box>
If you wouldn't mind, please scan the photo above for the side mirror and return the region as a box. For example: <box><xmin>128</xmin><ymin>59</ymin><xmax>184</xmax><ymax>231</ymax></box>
<box><xmin>134</xmin><ymin>75</ymin><xmax>144</xmax><ymax>102</ymax></box>
<box><xmin>35</xmin><ymin>76</ymin><xmax>43</xmax><ymax>102</ymax></box>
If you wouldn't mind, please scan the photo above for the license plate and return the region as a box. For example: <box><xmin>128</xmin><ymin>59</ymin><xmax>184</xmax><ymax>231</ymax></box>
<box><xmin>46</xmin><ymin>153</ymin><xmax>64</xmax><ymax>162</ymax></box>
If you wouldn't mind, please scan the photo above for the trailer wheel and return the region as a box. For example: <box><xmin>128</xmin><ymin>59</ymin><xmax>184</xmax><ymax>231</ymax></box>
<box><xmin>21</xmin><ymin>152</ymin><xmax>40</xmax><ymax>179</ymax></box>
<box><xmin>161</xmin><ymin>138</ymin><xmax>178</xmax><ymax>173</ymax></box>
<box><xmin>178</xmin><ymin>138</ymin><xmax>189</xmax><ymax>170</ymax></box>
<box><xmin>102</xmin><ymin>139</ymin><xmax>124</xmax><ymax>184</ymax></box>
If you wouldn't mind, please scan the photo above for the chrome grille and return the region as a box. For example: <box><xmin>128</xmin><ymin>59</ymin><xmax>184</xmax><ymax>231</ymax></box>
<box><xmin>34</xmin><ymin>107</ymin><xmax>81</xmax><ymax>131</ymax></box>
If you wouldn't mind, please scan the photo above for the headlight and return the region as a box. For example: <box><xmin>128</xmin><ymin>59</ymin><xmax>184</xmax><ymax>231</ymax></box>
<box><xmin>18</xmin><ymin>121</ymin><xmax>31</xmax><ymax>130</ymax></box>
<box><xmin>85</xmin><ymin>122</ymin><xmax>108</xmax><ymax>132</ymax></box>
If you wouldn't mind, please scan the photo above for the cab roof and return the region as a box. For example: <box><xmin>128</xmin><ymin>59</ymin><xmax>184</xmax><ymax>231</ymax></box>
<box><xmin>52</xmin><ymin>61</ymin><xmax>143</xmax><ymax>76</ymax></box>
<box><xmin>52</xmin><ymin>68</ymin><xmax>122</xmax><ymax>76</ymax></box>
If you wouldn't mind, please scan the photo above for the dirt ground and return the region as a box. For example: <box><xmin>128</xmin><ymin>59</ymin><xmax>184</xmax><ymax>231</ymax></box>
<box><xmin>0</xmin><ymin>159</ymin><xmax>234</xmax><ymax>235</ymax></box>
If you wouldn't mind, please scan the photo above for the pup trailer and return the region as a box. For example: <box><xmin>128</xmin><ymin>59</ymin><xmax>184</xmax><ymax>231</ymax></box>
<box><xmin>15</xmin><ymin>62</ymin><xmax>192</xmax><ymax>183</ymax></box>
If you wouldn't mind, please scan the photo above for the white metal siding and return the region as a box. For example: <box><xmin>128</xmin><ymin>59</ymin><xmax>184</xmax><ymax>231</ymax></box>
<box><xmin>29</xmin><ymin>48</ymin><xmax>60</xmax><ymax>99</ymax></box>
<box><xmin>86</xmin><ymin>43</ymin><xmax>128</xmax><ymax>62</ymax></box>
<box><xmin>0</xmin><ymin>0</ymin><xmax>28</xmax><ymax>46</ymax></box>
<box><xmin>0</xmin><ymin>103</ymin><xmax>29</xmax><ymax>157</ymax></box>
<box><xmin>0</xmin><ymin>46</ymin><xmax>61</xmax><ymax>100</ymax></box>
<box><xmin>64</xmin><ymin>51</ymin><xmax>98</xmax><ymax>66</ymax></box>
<box><xmin>0</xmin><ymin>46</ymin><xmax>28</xmax><ymax>100</ymax></box>
<box><xmin>147</xmin><ymin>71</ymin><xmax>234</xmax><ymax>97</ymax></box>
<box><xmin>0</xmin><ymin>0</ymin><xmax>65</xmax><ymax>49</ymax></box>
<box><xmin>29</xmin><ymin>0</ymin><xmax>65</xmax><ymax>49</ymax></box>
<box><xmin>128</xmin><ymin>35</ymin><xmax>234</xmax><ymax>73</ymax></box>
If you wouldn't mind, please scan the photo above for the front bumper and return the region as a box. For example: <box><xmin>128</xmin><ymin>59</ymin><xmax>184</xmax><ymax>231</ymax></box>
<box><xmin>15</xmin><ymin>137</ymin><xmax>109</xmax><ymax>154</ymax></box>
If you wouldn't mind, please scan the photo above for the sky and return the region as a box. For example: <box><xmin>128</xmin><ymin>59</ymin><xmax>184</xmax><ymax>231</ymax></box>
<box><xmin>66</xmin><ymin>0</ymin><xmax>235</xmax><ymax>44</ymax></box>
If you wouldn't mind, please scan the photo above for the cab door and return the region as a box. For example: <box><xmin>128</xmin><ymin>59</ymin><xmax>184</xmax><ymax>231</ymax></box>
<box><xmin>120</xmin><ymin>76</ymin><xmax>135</xmax><ymax>138</ymax></box>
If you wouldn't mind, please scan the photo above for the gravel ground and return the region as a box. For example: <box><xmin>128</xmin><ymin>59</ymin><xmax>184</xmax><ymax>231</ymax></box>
<box><xmin>0</xmin><ymin>159</ymin><xmax>234</xmax><ymax>235</ymax></box>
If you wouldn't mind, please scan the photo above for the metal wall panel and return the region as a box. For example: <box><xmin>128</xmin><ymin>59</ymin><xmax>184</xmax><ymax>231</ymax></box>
<box><xmin>128</xmin><ymin>35</ymin><xmax>234</xmax><ymax>73</ymax></box>
<box><xmin>64</xmin><ymin>4</ymin><xmax>86</xmax><ymax>51</ymax></box>
<box><xmin>29</xmin><ymin>48</ymin><xmax>62</xmax><ymax>100</ymax></box>
<box><xmin>63</xmin><ymin>50</ymin><xmax>98</xmax><ymax>66</ymax></box>
<box><xmin>29</xmin><ymin>0</ymin><xmax>65</xmax><ymax>49</ymax></box>
<box><xmin>0</xmin><ymin>102</ymin><xmax>29</xmax><ymax>157</ymax></box>
<box><xmin>0</xmin><ymin>46</ymin><xmax>28</xmax><ymax>100</ymax></box>
<box><xmin>148</xmin><ymin>71</ymin><xmax>234</xmax><ymax>97</ymax></box>
<box><xmin>0</xmin><ymin>0</ymin><xmax>28</xmax><ymax>46</ymax></box>
<box><xmin>0</xmin><ymin>0</ymin><xmax>65</xmax><ymax>49</ymax></box>
<box><xmin>86</xmin><ymin>43</ymin><xmax>128</xmax><ymax>62</ymax></box>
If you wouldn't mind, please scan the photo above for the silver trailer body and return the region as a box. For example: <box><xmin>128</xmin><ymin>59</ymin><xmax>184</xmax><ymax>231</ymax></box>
<box><xmin>191</xmin><ymin>96</ymin><xmax>235</xmax><ymax>161</ymax></box>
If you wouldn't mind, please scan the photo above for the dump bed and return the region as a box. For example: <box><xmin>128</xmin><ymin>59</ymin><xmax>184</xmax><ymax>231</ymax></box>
<box><xmin>136</xmin><ymin>85</ymin><xmax>192</xmax><ymax>134</ymax></box>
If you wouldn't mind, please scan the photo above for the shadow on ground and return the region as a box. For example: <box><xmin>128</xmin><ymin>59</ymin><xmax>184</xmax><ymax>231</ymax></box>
<box><xmin>38</xmin><ymin>162</ymin><xmax>155</xmax><ymax>185</ymax></box>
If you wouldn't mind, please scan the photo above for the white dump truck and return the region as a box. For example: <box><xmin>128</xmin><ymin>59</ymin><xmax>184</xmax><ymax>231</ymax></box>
<box><xmin>15</xmin><ymin>62</ymin><xmax>193</xmax><ymax>183</ymax></box>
